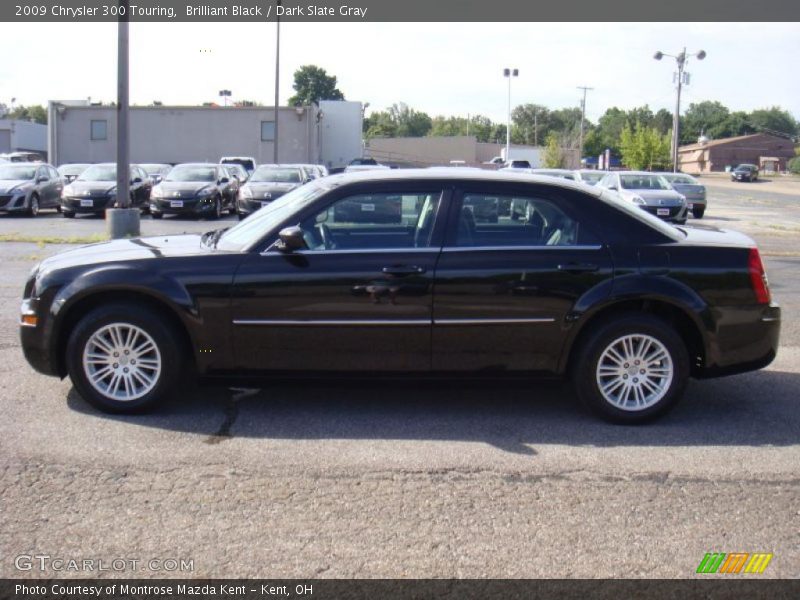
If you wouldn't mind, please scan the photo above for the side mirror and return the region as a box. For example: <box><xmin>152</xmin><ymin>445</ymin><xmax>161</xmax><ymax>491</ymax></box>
<box><xmin>275</xmin><ymin>226</ymin><xmax>307</xmax><ymax>252</ymax></box>
<box><xmin>219</xmin><ymin>177</ymin><xmax>229</xmax><ymax>184</ymax></box>
<box><xmin>36</xmin><ymin>176</ymin><xmax>48</xmax><ymax>183</ymax></box>
<box><xmin>132</xmin><ymin>177</ymin><xmax>142</xmax><ymax>183</ymax></box>
<box><xmin>607</xmin><ymin>184</ymin><xmax>617</xmax><ymax>191</ymax></box>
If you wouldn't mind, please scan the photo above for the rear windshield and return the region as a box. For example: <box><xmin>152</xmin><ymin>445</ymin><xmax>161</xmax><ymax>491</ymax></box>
<box><xmin>222</xmin><ymin>158</ymin><xmax>255</xmax><ymax>171</ymax></box>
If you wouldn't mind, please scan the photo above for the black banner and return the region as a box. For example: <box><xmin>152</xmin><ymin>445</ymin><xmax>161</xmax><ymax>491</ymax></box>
<box><xmin>3</xmin><ymin>0</ymin><xmax>800</xmax><ymax>22</ymax></box>
<box><xmin>3</xmin><ymin>579</ymin><xmax>800</xmax><ymax>600</ymax></box>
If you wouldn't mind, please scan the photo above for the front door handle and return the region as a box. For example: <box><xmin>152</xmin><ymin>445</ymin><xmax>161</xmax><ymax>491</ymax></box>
<box><xmin>381</xmin><ymin>265</ymin><xmax>426</xmax><ymax>276</ymax></box>
<box><xmin>557</xmin><ymin>263</ymin><xmax>599</xmax><ymax>273</ymax></box>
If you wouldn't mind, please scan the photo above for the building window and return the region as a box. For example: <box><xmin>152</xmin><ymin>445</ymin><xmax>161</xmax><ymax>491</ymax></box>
<box><xmin>90</xmin><ymin>120</ymin><xmax>107</xmax><ymax>141</ymax></box>
<box><xmin>261</xmin><ymin>121</ymin><xmax>275</xmax><ymax>142</ymax></box>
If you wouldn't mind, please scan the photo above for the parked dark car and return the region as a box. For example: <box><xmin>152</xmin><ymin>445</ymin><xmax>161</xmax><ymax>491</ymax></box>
<box><xmin>60</xmin><ymin>163</ymin><xmax>152</xmax><ymax>217</ymax></box>
<box><xmin>139</xmin><ymin>163</ymin><xmax>173</xmax><ymax>185</ymax></box>
<box><xmin>20</xmin><ymin>170</ymin><xmax>780</xmax><ymax>424</ymax></box>
<box><xmin>149</xmin><ymin>163</ymin><xmax>234</xmax><ymax>219</ymax></box>
<box><xmin>57</xmin><ymin>163</ymin><xmax>92</xmax><ymax>184</ymax></box>
<box><xmin>731</xmin><ymin>164</ymin><xmax>759</xmax><ymax>182</ymax></box>
<box><xmin>0</xmin><ymin>162</ymin><xmax>63</xmax><ymax>216</ymax></box>
<box><xmin>236</xmin><ymin>165</ymin><xmax>311</xmax><ymax>219</ymax></box>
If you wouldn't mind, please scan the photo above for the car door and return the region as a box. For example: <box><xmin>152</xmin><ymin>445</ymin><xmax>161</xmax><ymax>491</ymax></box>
<box><xmin>431</xmin><ymin>183</ymin><xmax>613</xmax><ymax>373</ymax></box>
<box><xmin>230</xmin><ymin>184</ymin><xmax>448</xmax><ymax>372</ymax></box>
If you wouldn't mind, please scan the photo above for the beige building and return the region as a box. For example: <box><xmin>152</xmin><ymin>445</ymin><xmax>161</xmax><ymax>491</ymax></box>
<box><xmin>678</xmin><ymin>133</ymin><xmax>796</xmax><ymax>174</ymax></box>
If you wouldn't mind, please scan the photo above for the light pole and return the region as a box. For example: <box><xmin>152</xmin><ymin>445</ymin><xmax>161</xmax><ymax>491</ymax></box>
<box><xmin>654</xmin><ymin>47</ymin><xmax>706</xmax><ymax>172</ymax></box>
<box><xmin>273</xmin><ymin>0</ymin><xmax>282</xmax><ymax>163</ymax></box>
<box><xmin>577</xmin><ymin>86</ymin><xmax>593</xmax><ymax>166</ymax></box>
<box><xmin>218</xmin><ymin>89</ymin><xmax>232</xmax><ymax>107</ymax></box>
<box><xmin>503</xmin><ymin>68</ymin><xmax>518</xmax><ymax>160</ymax></box>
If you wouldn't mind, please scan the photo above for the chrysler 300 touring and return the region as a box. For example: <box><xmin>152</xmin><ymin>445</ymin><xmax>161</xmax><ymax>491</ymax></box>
<box><xmin>20</xmin><ymin>170</ymin><xmax>780</xmax><ymax>423</ymax></box>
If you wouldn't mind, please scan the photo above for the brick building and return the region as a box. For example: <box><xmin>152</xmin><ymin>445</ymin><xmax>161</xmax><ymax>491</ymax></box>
<box><xmin>678</xmin><ymin>133</ymin><xmax>795</xmax><ymax>174</ymax></box>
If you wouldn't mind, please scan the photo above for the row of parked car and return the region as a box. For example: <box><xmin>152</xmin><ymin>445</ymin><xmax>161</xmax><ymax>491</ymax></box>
<box><xmin>0</xmin><ymin>158</ymin><xmax>328</xmax><ymax>219</ymax></box>
<box><xmin>499</xmin><ymin>167</ymin><xmax>708</xmax><ymax>222</ymax></box>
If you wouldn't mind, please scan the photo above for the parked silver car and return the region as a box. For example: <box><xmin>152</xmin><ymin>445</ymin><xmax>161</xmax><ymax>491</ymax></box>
<box><xmin>597</xmin><ymin>171</ymin><xmax>688</xmax><ymax>224</ymax></box>
<box><xmin>573</xmin><ymin>169</ymin><xmax>608</xmax><ymax>186</ymax></box>
<box><xmin>661</xmin><ymin>173</ymin><xmax>707</xmax><ymax>218</ymax></box>
<box><xmin>0</xmin><ymin>162</ymin><xmax>63</xmax><ymax>216</ymax></box>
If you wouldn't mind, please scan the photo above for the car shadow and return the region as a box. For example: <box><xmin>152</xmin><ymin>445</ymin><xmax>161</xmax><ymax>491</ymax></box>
<box><xmin>66</xmin><ymin>368</ymin><xmax>800</xmax><ymax>453</ymax></box>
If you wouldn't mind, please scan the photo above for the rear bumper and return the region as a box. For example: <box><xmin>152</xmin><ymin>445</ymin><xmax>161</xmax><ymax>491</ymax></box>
<box><xmin>699</xmin><ymin>303</ymin><xmax>780</xmax><ymax>378</ymax></box>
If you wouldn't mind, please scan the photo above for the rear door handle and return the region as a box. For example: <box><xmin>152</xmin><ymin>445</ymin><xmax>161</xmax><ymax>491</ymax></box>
<box><xmin>382</xmin><ymin>265</ymin><xmax>426</xmax><ymax>276</ymax></box>
<box><xmin>557</xmin><ymin>263</ymin><xmax>599</xmax><ymax>273</ymax></box>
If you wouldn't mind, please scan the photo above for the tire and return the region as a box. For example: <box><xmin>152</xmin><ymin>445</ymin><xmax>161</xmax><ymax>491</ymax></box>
<box><xmin>63</xmin><ymin>211</ymin><xmax>75</xmax><ymax>218</ymax></box>
<box><xmin>27</xmin><ymin>195</ymin><xmax>40</xmax><ymax>217</ymax></box>
<box><xmin>238</xmin><ymin>212</ymin><xmax>246</xmax><ymax>221</ymax></box>
<box><xmin>56</xmin><ymin>204</ymin><xmax>62</xmax><ymax>213</ymax></box>
<box><xmin>692</xmin><ymin>206</ymin><xmax>705</xmax><ymax>219</ymax></box>
<box><xmin>211</xmin><ymin>196</ymin><xmax>222</xmax><ymax>220</ymax></box>
<box><xmin>151</xmin><ymin>212</ymin><xmax>163</xmax><ymax>219</ymax></box>
<box><xmin>66</xmin><ymin>303</ymin><xmax>184</xmax><ymax>413</ymax></box>
<box><xmin>572</xmin><ymin>313</ymin><xmax>690</xmax><ymax>424</ymax></box>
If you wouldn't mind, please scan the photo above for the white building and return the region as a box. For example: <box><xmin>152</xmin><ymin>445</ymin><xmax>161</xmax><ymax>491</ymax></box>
<box><xmin>47</xmin><ymin>101</ymin><xmax>364</xmax><ymax>169</ymax></box>
<box><xmin>0</xmin><ymin>119</ymin><xmax>48</xmax><ymax>158</ymax></box>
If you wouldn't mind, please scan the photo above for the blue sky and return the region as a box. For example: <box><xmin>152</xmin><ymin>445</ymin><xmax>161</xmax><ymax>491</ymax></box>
<box><xmin>1</xmin><ymin>22</ymin><xmax>798</xmax><ymax>124</ymax></box>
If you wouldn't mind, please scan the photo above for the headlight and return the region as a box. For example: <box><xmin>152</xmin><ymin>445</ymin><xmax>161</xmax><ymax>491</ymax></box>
<box><xmin>63</xmin><ymin>184</ymin><xmax>74</xmax><ymax>196</ymax></box>
<box><xmin>150</xmin><ymin>186</ymin><xmax>163</xmax><ymax>199</ymax></box>
<box><xmin>631</xmin><ymin>195</ymin><xmax>646</xmax><ymax>205</ymax></box>
<box><xmin>678</xmin><ymin>195</ymin><xmax>686</xmax><ymax>204</ymax></box>
<box><xmin>239</xmin><ymin>186</ymin><xmax>253</xmax><ymax>199</ymax></box>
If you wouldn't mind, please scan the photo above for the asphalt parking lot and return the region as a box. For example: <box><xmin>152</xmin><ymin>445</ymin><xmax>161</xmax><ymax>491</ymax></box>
<box><xmin>1</xmin><ymin>176</ymin><xmax>799</xmax><ymax>578</ymax></box>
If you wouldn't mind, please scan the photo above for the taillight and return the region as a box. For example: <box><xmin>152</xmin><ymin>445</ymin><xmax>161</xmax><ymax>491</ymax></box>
<box><xmin>748</xmin><ymin>247</ymin><xmax>771</xmax><ymax>305</ymax></box>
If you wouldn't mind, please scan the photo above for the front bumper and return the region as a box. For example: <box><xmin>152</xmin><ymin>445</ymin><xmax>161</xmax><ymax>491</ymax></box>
<box><xmin>699</xmin><ymin>302</ymin><xmax>780</xmax><ymax>378</ymax></box>
<box><xmin>732</xmin><ymin>173</ymin><xmax>753</xmax><ymax>181</ymax></box>
<box><xmin>150</xmin><ymin>196</ymin><xmax>216</xmax><ymax>215</ymax></box>
<box><xmin>20</xmin><ymin>297</ymin><xmax>61</xmax><ymax>377</ymax></box>
<box><xmin>237</xmin><ymin>197</ymin><xmax>274</xmax><ymax>216</ymax></box>
<box><xmin>0</xmin><ymin>193</ymin><xmax>29</xmax><ymax>212</ymax></box>
<box><xmin>639</xmin><ymin>204</ymin><xmax>688</xmax><ymax>222</ymax></box>
<box><xmin>61</xmin><ymin>196</ymin><xmax>116</xmax><ymax>213</ymax></box>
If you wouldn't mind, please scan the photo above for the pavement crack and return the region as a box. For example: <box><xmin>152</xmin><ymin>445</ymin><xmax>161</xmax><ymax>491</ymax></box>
<box><xmin>204</xmin><ymin>387</ymin><xmax>259</xmax><ymax>445</ymax></box>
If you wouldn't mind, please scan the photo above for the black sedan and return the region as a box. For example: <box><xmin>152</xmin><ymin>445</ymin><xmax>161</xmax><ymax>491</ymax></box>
<box><xmin>20</xmin><ymin>170</ymin><xmax>780</xmax><ymax>423</ymax></box>
<box><xmin>731</xmin><ymin>164</ymin><xmax>759</xmax><ymax>182</ymax></box>
<box><xmin>149</xmin><ymin>163</ymin><xmax>234</xmax><ymax>219</ymax></box>
<box><xmin>60</xmin><ymin>164</ymin><xmax>152</xmax><ymax>217</ymax></box>
<box><xmin>0</xmin><ymin>162</ymin><xmax>63</xmax><ymax>216</ymax></box>
<box><xmin>236</xmin><ymin>165</ymin><xmax>310</xmax><ymax>219</ymax></box>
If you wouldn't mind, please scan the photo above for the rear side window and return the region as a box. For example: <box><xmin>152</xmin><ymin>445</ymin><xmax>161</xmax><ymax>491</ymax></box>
<box><xmin>455</xmin><ymin>194</ymin><xmax>594</xmax><ymax>247</ymax></box>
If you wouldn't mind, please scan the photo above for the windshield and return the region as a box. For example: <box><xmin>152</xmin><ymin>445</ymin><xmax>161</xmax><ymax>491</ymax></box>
<box><xmin>598</xmin><ymin>189</ymin><xmax>683</xmax><ymax>241</ymax></box>
<box><xmin>249</xmin><ymin>167</ymin><xmax>302</xmax><ymax>183</ymax></box>
<box><xmin>165</xmin><ymin>166</ymin><xmax>216</xmax><ymax>182</ymax></box>
<box><xmin>222</xmin><ymin>159</ymin><xmax>255</xmax><ymax>171</ymax></box>
<box><xmin>620</xmin><ymin>174</ymin><xmax>671</xmax><ymax>190</ymax></box>
<box><xmin>140</xmin><ymin>164</ymin><xmax>171</xmax><ymax>175</ymax></box>
<box><xmin>77</xmin><ymin>165</ymin><xmax>117</xmax><ymax>181</ymax></box>
<box><xmin>217</xmin><ymin>181</ymin><xmax>333</xmax><ymax>251</ymax></box>
<box><xmin>0</xmin><ymin>165</ymin><xmax>37</xmax><ymax>180</ymax></box>
<box><xmin>578</xmin><ymin>171</ymin><xmax>605</xmax><ymax>184</ymax></box>
<box><xmin>58</xmin><ymin>164</ymin><xmax>89</xmax><ymax>176</ymax></box>
<box><xmin>664</xmin><ymin>174</ymin><xmax>695</xmax><ymax>184</ymax></box>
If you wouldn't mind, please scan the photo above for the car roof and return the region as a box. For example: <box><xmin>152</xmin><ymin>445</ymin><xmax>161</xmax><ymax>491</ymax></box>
<box><xmin>319</xmin><ymin>167</ymin><xmax>604</xmax><ymax>197</ymax></box>
<box><xmin>614</xmin><ymin>171</ymin><xmax>669</xmax><ymax>176</ymax></box>
<box><xmin>172</xmin><ymin>162</ymin><xmax>219</xmax><ymax>167</ymax></box>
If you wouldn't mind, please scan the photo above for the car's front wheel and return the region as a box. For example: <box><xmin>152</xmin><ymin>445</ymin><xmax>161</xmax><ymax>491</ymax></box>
<box><xmin>66</xmin><ymin>304</ymin><xmax>183</xmax><ymax>413</ymax></box>
<box><xmin>27</xmin><ymin>195</ymin><xmax>40</xmax><ymax>217</ymax></box>
<box><xmin>573</xmin><ymin>314</ymin><xmax>689</xmax><ymax>424</ymax></box>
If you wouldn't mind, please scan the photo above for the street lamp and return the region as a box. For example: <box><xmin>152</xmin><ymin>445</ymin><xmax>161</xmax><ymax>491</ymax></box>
<box><xmin>218</xmin><ymin>89</ymin><xmax>232</xmax><ymax>107</ymax></box>
<box><xmin>503</xmin><ymin>68</ymin><xmax>518</xmax><ymax>161</ymax></box>
<box><xmin>654</xmin><ymin>47</ymin><xmax>706</xmax><ymax>172</ymax></box>
<box><xmin>274</xmin><ymin>0</ymin><xmax>282</xmax><ymax>163</ymax></box>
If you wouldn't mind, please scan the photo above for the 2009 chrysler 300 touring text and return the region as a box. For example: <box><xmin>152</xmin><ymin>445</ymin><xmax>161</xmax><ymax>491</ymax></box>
<box><xmin>20</xmin><ymin>169</ymin><xmax>780</xmax><ymax>423</ymax></box>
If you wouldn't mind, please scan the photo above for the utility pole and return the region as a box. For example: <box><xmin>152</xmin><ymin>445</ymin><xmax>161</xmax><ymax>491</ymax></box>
<box><xmin>534</xmin><ymin>110</ymin><xmax>538</xmax><ymax>146</ymax></box>
<box><xmin>577</xmin><ymin>86</ymin><xmax>593</xmax><ymax>166</ymax></box>
<box><xmin>503</xmin><ymin>68</ymin><xmax>518</xmax><ymax>160</ymax></box>
<box><xmin>273</xmin><ymin>0</ymin><xmax>281</xmax><ymax>163</ymax></box>
<box><xmin>654</xmin><ymin>47</ymin><xmax>706</xmax><ymax>172</ymax></box>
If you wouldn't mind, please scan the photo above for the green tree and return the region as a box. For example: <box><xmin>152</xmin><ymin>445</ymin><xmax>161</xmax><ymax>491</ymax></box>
<box><xmin>788</xmin><ymin>156</ymin><xmax>800</xmax><ymax>175</ymax></box>
<box><xmin>287</xmin><ymin>65</ymin><xmax>344</xmax><ymax>106</ymax></box>
<box><xmin>8</xmin><ymin>104</ymin><xmax>47</xmax><ymax>124</ymax></box>
<box><xmin>747</xmin><ymin>106</ymin><xmax>798</xmax><ymax>137</ymax></box>
<box><xmin>619</xmin><ymin>122</ymin><xmax>671</xmax><ymax>170</ymax></box>
<box><xmin>388</xmin><ymin>103</ymin><xmax>432</xmax><ymax>137</ymax></box>
<box><xmin>682</xmin><ymin>101</ymin><xmax>731</xmax><ymax>144</ymax></box>
<box><xmin>542</xmin><ymin>132</ymin><xmax>566</xmax><ymax>168</ymax></box>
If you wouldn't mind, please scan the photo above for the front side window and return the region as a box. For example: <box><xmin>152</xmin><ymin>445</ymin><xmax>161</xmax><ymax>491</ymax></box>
<box><xmin>90</xmin><ymin>120</ymin><xmax>107</xmax><ymax>141</ymax></box>
<box><xmin>455</xmin><ymin>194</ymin><xmax>586</xmax><ymax>247</ymax></box>
<box><xmin>299</xmin><ymin>191</ymin><xmax>442</xmax><ymax>251</ymax></box>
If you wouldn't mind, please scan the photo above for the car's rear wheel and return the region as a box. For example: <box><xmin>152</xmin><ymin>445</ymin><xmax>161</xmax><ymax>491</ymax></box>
<box><xmin>66</xmin><ymin>304</ymin><xmax>183</xmax><ymax>413</ymax></box>
<box><xmin>692</xmin><ymin>206</ymin><xmax>705</xmax><ymax>219</ymax></box>
<box><xmin>573</xmin><ymin>314</ymin><xmax>689</xmax><ymax>424</ymax></box>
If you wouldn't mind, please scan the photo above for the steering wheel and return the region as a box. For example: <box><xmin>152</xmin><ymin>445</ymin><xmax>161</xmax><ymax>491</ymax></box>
<box><xmin>316</xmin><ymin>223</ymin><xmax>335</xmax><ymax>250</ymax></box>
